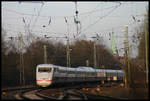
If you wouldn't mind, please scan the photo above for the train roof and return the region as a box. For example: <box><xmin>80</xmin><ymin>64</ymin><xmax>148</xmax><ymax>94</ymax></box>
<box><xmin>57</xmin><ymin>66</ymin><xmax>67</xmax><ymax>70</ymax></box>
<box><xmin>66</xmin><ymin>67</ymin><xmax>76</xmax><ymax>71</ymax></box>
<box><xmin>37</xmin><ymin>64</ymin><xmax>54</xmax><ymax>68</ymax></box>
<box><xmin>37</xmin><ymin>64</ymin><xmax>124</xmax><ymax>73</ymax></box>
<box><xmin>95</xmin><ymin>69</ymin><xmax>124</xmax><ymax>73</ymax></box>
<box><xmin>95</xmin><ymin>69</ymin><xmax>106</xmax><ymax>72</ymax></box>
<box><xmin>55</xmin><ymin>66</ymin><xmax>77</xmax><ymax>71</ymax></box>
<box><xmin>77</xmin><ymin>66</ymin><xmax>95</xmax><ymax>72</ymax></box>
<box><xmin>117</xmin><ymin>70</ymin><xmax>124</xmax><ymax>73</ymax></box>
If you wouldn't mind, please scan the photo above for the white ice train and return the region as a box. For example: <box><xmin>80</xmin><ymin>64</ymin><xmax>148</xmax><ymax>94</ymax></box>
<box><xmin>36</xmin><ymin>64</ymin><xmax>124</xmax><ymax>87</ymax></box>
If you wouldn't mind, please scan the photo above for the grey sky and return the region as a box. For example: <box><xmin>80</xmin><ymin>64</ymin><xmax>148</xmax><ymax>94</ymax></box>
<box><xmin>2</xmin><ymin>1</ymin><xmax>148</xmax><ymax>57</ymax></box>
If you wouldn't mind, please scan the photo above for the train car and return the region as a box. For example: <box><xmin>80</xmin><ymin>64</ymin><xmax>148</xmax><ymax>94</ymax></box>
<box><xmin>36</xmin><ymin>64</ymin><xmax>54</xmax><ymax>87</ymax></box>
<box><xmin>77</xmin><ymin>66</ymin><xmax>96</xmax><ymax>81</ymax></box>
<box><xmin>36</xmin><ymin>64</ymin><xmax>124</xmax><ymax>87</ymax></box>
<box><xmin>53</xmin><ymin>66</ymin><xmax>76</xmax><ymax>84</ymax></box>
<box><xmin>105</xmin><ymin>69</ymin><xmax>124</xmax><ymax>81</ymax></box>
<box><xmin>95</xmin><ymin>69</ymin><xmax>106</xmax><ymax>81</ymax></box>
<box><xmin>116</xmin><ymin>70</ymin><xmax>124</xmax><ymax>81</ymax></box>
<box><xmin>95</xmin><ymin>69</ymin><xmax>124</xmax><ymax>82</ymax></box>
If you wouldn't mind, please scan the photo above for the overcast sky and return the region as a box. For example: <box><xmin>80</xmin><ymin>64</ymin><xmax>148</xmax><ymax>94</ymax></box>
<box><xmin>2</xmin><ymin>1</ymin><xmax>148</xmax><ymax>57</ymax></box>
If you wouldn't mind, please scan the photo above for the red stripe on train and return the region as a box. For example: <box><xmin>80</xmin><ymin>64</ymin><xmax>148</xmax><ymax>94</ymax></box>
<box><xmin>37</xmin><ymin>80</ymin><xmax>52</xmax><ymax>82</ymax></box>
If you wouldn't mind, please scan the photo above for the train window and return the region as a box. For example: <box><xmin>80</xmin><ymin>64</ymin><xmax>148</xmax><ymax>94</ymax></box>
<box><xmin>54</xmin><ymin>68</ymin><xmax>58</xmax><ymax>72</ymax></box>
<box><xmin>59</xmin><ymin>70</ymin><xmax>66</xmax><ymax>73</ymax></box>
<box><xmin>58</xmin><ymin>70</ymin><xmax>61</xmax><ymax>73</ymax></box>
<box><xmin>68</xmin><ymin>71</ymin><xmax>71</xmax><ymax>74</ymax></box>
<box><xmin>38</xmin><ymin>67</ymin><xmax>51</xmax><ymax>72</ymax></box>
<box><xmin>68</xmin><ymin>71</ymin><xmax>70</xmax><ymax>74</ymax></box>
<box><xmin>70</xmin><ymin>71</ymin><xmax>74</xmax><ymax>74</ymax></box>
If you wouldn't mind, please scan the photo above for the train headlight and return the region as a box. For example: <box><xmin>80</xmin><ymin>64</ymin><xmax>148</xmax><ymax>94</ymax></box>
<box><xmin>113</xmin><ymin>76</ymin><xmax>117</xmax><ymax>81</ymax></box>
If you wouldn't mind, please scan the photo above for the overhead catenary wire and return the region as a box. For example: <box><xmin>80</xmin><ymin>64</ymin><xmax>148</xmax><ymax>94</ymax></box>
<box><xmin>77</xmin><ymin>2</ymin><xmax>123</xmax><ymax>27</ymax></box>
<box><xmin>2</xmin><ymin>2</ymin><xmax>145</xmax><ymax>43</ymax></box>
<box><xmin>83</xmin><ymin>2</ymin><xmax>121</xmax><ymax>31</ymax></box>
<box><xmin>3</xmin><ymin>6</ymin><xmax>144</xmax><ymax>19</ymax></box>
<box><xmin>4</xmin><ymin>17</ymin><xmax>140</xmax><ymax>36</ymax></box>
<box><xmin>22</xmin><ymin>17</ymin><xmax>32</xmax><ymax>43</ymax></box>
<box><xmin>1</xmin><ymin>2</ymin><xmax>125</xmax><ymax>19</ymax></box>
<box><xmin>28</xmin><ymin>7</ymin><xmax>36</xmax><ymax>27</ymax></box>
<box><xmin>2</xmin><ymin>2</ymin><xmax>143</xmax><ymax>20</ymax></box>
<box><xmin>2</xmin><ymin>7</ymin><xmax>74</xmax><ymax>18</ymax></box>
<box><xmin>74</xmin><ymin>2</ymin><xmax>122</xmax><ymax>39</ymax></box>
<box><xmin>79</xmin><ymin>2</ymin><xmax>121</xmax><ymax>16</ymax></box>
<box><xmin>70</xmin><ymin>2</ymin><xmax>122</xmax><ymax>37</ymax></box>
<box><xmin>31</xmin><ymin>3</ymin><xmax>44</xmax><ymax>31</ymax></box>
<box><xmin>3</xmin><ymin>2</ymin><xmax>146</xmax><ymax>60</ymax></box>
<box><xmin>75</xmin><ymin>15</ymin><xmax>143</xmax><ymax>39</ymax></box>
<box><xmin>3</xmin><ymin>27</ymin><xmax>66</xmax><ymax>35</ymax></box>
<box><xmin>20</xmin><ymin>4</ymin><xmax>44</xmax><ymax>44</ymax></box>
<box><xmin>1</xmin><ymin>22</ymin><xmax>128</xmax><ymax>34</ymax></box>
<box><xmin>4</xmin><ymin>26</ymin><xmax>136</xmax><ymax>41</ymax></box>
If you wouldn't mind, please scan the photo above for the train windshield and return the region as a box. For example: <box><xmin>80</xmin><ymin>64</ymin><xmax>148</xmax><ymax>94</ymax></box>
<box><xmin>38</xmin><ymin>67</ymin><xmax>51</xmax><ymax>72</ymax></box>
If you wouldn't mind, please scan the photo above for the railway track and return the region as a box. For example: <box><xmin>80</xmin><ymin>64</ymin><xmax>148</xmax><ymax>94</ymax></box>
<box><xmin>2</xmin><ymin>82</ymin><xmax>123</xmax><ymax>100</ymax></box>
<box><xmin>19</xmin><ymin>88</ymin><xmax>48</xmax><ymax>100</ymax></box>
<box><xmin>2</xmin><ymin>85</ymin><xmax>37</xmax><ymax>100</ymax></box>
<box><xmin>2</xmin><ymin>85</ymin><xmax>45</xmax><ymax>100</ymax></box>
<box><xmin>13</xmin><ymin>86</ymin><xmax>90</xmax><ymax>100</ymax></box>
<box><xmin>37</xmin><ymin>87</ymin><xmax>120</xmax><ymax>100</ymax></box>
<box><xmin>36</xmin><ymin>82</ymin><xmax>122</xmax><ymax>100</ymax></box>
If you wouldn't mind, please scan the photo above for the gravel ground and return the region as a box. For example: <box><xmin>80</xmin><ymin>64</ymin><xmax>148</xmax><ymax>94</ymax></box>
<box><xmin>40</xmin><ymin>83</ymin><xmax>148</xmax><ymax>100</ymax></box>
<box><xmin>2</xmin><ymin>91</ymin><xmax>18</xmax><ymax>100</ymax></box>
<box><xmin>80</xmin><ymin>84</ymin><xmax>148</xmax><ymax>100</ymax></box>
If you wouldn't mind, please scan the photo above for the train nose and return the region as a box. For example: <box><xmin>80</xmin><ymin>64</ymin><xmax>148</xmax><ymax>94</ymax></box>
<box><xmin>37</xmin><ymin>80</ymin><xmax>52</xmax><ymax>87</ymax></box>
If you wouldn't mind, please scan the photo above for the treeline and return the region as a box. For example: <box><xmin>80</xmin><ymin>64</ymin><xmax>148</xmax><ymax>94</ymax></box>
<box><xmin>2</xmin><ymin>30</ymin><xmax>121</xmax><ymax>87</ymax></box>
<box><xmin>127</xmin><ymin>13</ymin><xmax>148</xmax><ymax>87</ymax></box>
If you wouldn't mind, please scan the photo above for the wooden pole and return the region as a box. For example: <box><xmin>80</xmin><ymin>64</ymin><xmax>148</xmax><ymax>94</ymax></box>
<box><xmin>144</xmin><ymin>13</ymin><xmax>149</xmax><ymax>84</ymax></box>
<box><xmin>44</xmin><ymin>45</ymin><xmax>47</xmax><ymax>64</ymax></box>
<box><xmin>94</xmin><ymin>42</ymin><xmax>97</xmax><ymax>68</ymax></box>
